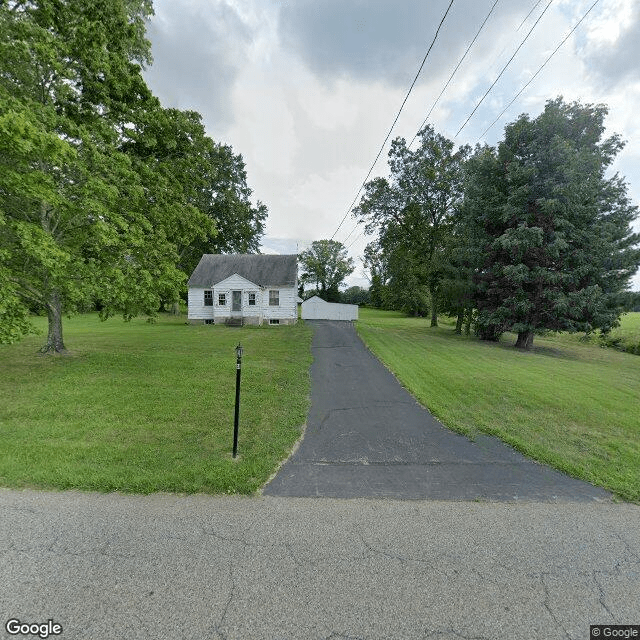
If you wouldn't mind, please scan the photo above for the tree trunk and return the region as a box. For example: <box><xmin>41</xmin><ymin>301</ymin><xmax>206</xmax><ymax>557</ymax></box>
<box><xmin>40</xmin><ymin>290</ymin><xmax>66</xmax><ymax>354</ymax></box>
<box><xmin>169</xmin><ymin>301</ymin><xmax>181</xmax><ymax>315</ymax></box>
<box><xmin>464</xmin><ymin>307</ymin><xmax>472</xmax><ymax>335</ymax></box>
<box><xmin>455</xmin><ymin>311</ymin><xmax>463</xmax><ymax>334</ymax></box>
<box><xmin>429</xmin><ymin>284</ymin><xmax>438</xmax><ymax>327</ymax></box>
<box><xmin>515</xmin><ymin>330</ymin><xmax>534</xmax><ymax>350</ymax></box>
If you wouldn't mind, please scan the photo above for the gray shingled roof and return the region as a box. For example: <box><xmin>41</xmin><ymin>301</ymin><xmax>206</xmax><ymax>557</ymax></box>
<box><xmin>188</xmin><ymin>254</ymin><xmax>297</xmax><ymax>287</ymax></box>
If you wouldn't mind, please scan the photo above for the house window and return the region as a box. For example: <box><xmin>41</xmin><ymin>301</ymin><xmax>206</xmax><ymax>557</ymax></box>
<box><xmin>248</xmin><ymin>293</ymin><xmax>256</xmax><ymax>306</ymax></box>
<box><xmin>204</xmin><ymin>319</ymin><xmax>214</xmax><ymax>325</ymax></box>
<box><xmin>218</xmin><ymin>293</ymin><xmax>226</xmax><ymax>306</ymax></box>
<box><xmin>204</xmin><ymin>290</ymin><xmax>213</xmax><ymax>306</ymax></box>
<box><xmin>269</xmin><ymin>319</ymin><xmax>280</xmax><ymax>325</ymax></box>
<box><xmin>269</xmin><ymin>290</ymin><xmax>279</xmax><ymax>306</ymax></box>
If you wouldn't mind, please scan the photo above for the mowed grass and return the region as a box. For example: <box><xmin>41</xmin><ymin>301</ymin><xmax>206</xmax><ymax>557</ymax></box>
<box><xmin>603</xmin><ymin>311</ymin><xmax>640</xmax><ymax>354</ymax></box>
<box><xmin>547</xmin><ymin>311</ymin><xmax>640</xmax><ymax>355</ymax></box>
<box><xmin>0</xmin><ymin>314</ymin><xmax>312</xmax><ymax>494</ymax></box>
<box><xmin>356</xmin><ymin>309</ymin><xmax>640</xmax><ymax>502</ymax></box>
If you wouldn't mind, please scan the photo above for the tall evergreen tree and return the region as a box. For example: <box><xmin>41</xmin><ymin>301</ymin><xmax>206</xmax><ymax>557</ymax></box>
<box><xmin>465</xmin><ymin>98</ymin><xmax>640</xmax><ymax>349</ymax></box>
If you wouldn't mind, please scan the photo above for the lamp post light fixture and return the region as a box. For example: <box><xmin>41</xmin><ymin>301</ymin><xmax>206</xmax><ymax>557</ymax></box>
<box><xmin>232</xmin><ymin>343</ymin><xmax>243</xmax><ymax>458</ymax></box>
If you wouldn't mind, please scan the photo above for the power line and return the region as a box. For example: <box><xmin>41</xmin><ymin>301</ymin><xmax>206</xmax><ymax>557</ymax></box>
<box><xmin>329</xmin><ymin>0</ymin><xmax>455</xmax><ymax>241</ymax></box>
<box><xmin>408</xmin><ymin>0</ymin><xmax>501</xmax><ymax>150</ymax></box>
<box><xmin>483</xmin><ymin>0</ymin><xmax>543</xmax><ymax>82</ymax></box>
<box><xmin>341</xmin><ymin>0</ymin><xmax>526</xmax><ymax>250</ymax></box>
<box><xmin>454</xmin><ymin>0</ymin><xmax>553</xmax><ymax>138</ymax></box>
<box><xmin>516</xmin><ymin>0</ymin><xmax>544</xmax><ymax>31</ymax></box>
<box><xmin>477</xmin><ymin>0</ymin><xmax>602</xmax><ymax>141</ymax></box>
<box><xmin>345</xmin><ymin>227</ymin><xmax>364</xmax><ymax>251</ymax></box>
<box><xmin>340</xmin><ymin>218</ymin><xmax>361</xmax><ymax>245</ymax></box>
<box><xmin>341</xmin><ymin>0</ymin><xmax>497</xmax><ymax>250</ymax></box>
<box><xmin>346</xmin><ymin>0</ymin><xmax>582</xmax><ymax>255</ymax></box>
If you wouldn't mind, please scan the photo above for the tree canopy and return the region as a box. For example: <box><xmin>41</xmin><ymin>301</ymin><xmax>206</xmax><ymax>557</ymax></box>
<box><xmin>299</xmin><ymin>240</ymin><xmax>354</xmax><ymax>302</ymax></box>
<box><xmin>464</xmin><ymin>98</ymin><xmax>640</xmax><ymax>348</ymax></box>
<box><xmin>0</xmin><ymin>1</ymin><xmax>266</xmax><ymax>350</ymax></box>
<box><xmin>351</xmin><ymin>99</ymin><xmax>639</xmax><ymax>350</ymax></box>
<box><xmin>354</xmin><ymin>126</ymin><xmax>469</xmax><ymax>323</ymax></box>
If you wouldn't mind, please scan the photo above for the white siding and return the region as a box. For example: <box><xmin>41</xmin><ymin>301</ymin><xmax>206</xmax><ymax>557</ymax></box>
<box><xmin>301</xmin><ymin>296</ymin><xmax>358</xmax><ymax>321</ymax></box>
<box><xmin>188</xmin><ymin>274</ymin><xmax>297</xmax><ymax>324</ymax></box>
<box><xmin>188</xmin><ymin>287</ymin><xmax>215</xmax><ymax>320</ymax></box>
<box><xmin>213</xmin><ymin>274</ymin><xmax>262</xmax><ymax>322</ymax></box>
<box><xmin>261</xmin><ymin>286</ymin><xmax>297</xmax><ymax>323</ymax></box>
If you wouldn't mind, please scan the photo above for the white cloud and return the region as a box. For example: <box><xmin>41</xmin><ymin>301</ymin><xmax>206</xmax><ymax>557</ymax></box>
<box><xmin>145</xmin><ymin>0</ymin><xmax>640</xmax><ymax>290</ymax></box>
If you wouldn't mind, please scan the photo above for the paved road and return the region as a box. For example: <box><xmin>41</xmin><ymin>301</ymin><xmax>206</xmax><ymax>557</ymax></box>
<box><xmin>264</xmin><ymin>321</ymin><xmax>611</xmax><ymax>501</ymax></box>
<box><xmin>2</xmin><ymin>322</ymin><xmax>633</xmax><ymax>639</ymax></box>
<box><xmin>1</xmin><ymin>489</ymin><xmax>639</xmax><ymax>640</ymax></box>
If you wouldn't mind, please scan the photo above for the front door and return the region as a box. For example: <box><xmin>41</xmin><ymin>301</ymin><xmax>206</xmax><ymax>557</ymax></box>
<box><xmin>231</xmin><ymin>290</ymin><xmax>242</xmax><ymax>313</ymax></box>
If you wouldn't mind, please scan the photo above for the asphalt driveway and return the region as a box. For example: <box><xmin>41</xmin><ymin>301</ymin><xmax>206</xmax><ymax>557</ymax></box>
<box><xmin>264</xmin><ymin>320</ymin><xmax>611</xmax><ymax>500</ymax></box>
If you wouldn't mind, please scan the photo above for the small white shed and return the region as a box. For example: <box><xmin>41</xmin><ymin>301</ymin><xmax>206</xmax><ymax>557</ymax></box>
<box><xmin>301</xmin><ymin>296</ymin><xmax>358</xmax><ymax>321</ymax></box>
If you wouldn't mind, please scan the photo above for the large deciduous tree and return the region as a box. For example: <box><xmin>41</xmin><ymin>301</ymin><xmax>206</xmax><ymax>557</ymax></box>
<box><xmin>354</xmin><ymin>126</ymin><xmax>469</xmax><ymax>325</ymax></box>
<box><xmin>178</xmin><ymin>141</ymin><xmax>267</xmax><ymax>278</ymax></box>
<box><xmin>465</xmin><ymin>98</ymin><xmax>640</xmax><ymax>349</ymax></box>
<box><xmin>119</xmin><ymin>107</ymin><xmax>267</xmax><ymax>308</ymax></box>
<box><xmin>0</xmin><ymin>1</ymin><xmax>211</xmax><ymax>351</ymax></box>
<box><xmin>299</xmin><ymin>240</ymin><xmax>354</xmax><ymax>302</ymax></box>
<box><xmin>362</xmin><ymin>241</ymin><xmax>391</xmax><ymax>309</ymax></box>
<box><xmin>118</xmin><ymin>105</ymin><xmax>218</xmax><ymax>312</ymax></box>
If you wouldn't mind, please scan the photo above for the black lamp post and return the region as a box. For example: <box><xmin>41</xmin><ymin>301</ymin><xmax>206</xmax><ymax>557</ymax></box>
<box><xmin>232</xmin><ymin>343</ymin><xmax>243</xmax><ymax>458</ymax></box>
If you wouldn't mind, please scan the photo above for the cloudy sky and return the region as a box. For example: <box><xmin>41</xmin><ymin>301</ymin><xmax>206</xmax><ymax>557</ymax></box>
<box><xmin>143</xmin><ymin>0</ymin><xmax>640</xmax><ymax>290</ymax></box>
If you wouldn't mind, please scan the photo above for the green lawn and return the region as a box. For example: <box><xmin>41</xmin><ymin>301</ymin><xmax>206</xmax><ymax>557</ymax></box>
<box><xmin>356</xmin><ymin>308</ymin><xmax>640</xmax><ymax>503</ymax></box>
<box><xmin>542</xmin><ymin>311</ymin><xmax>640</xmax><ymax>355</ymax></box>
<box><xmin>0</xmin><ymin>314</ymin><xmax>312</xmax><ymax>494</ymax></box>
<box><xmin>602</xmin><ymin>311</ymin><xmax>640</xmax><ymax>354</ymax></box>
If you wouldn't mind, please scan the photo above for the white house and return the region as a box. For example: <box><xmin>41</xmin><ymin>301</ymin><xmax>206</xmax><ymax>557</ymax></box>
<box><xmin>301</xmin><ymin>295</ymin><xmax>358</xmax><ymax>321</ymax></box>
<box><xmin>188</xmin><ymin>254</ymin><xmax>298</xmax><ymax>326</ymax></box>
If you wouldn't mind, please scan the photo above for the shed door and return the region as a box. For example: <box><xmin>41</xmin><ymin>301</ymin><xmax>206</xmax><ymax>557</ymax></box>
<box><xmin>232</xmin><ymin>290</ymin><xmax>242</xmax><ymax>312</ymax></box>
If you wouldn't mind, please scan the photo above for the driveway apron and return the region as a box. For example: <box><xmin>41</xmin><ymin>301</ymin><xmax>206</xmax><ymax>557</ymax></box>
<box><xmin>263</xmin><ymin>320</ymin><xmax>611</xmax><ymax>500</ymax></box>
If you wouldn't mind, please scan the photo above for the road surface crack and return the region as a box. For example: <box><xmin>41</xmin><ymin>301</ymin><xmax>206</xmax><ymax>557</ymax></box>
<box><xmin>423</xmin><ymin>628</ymin><xmax>491</xmax><ymax>639</ymax></box>
<box><xmin>540</xmin><ymin>573</ymin><xmax>573</xmax><ymax>640</ymax></box>
<box><xmin>592</xmin><ymin>570</ymin><xmax>616</xmax><ymax>621</ymax></box>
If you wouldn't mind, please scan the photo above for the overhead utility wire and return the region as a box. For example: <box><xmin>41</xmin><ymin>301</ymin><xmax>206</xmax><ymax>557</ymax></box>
<box><xmin>329</xmin><ymin>0</ymin><xmax>455</xmax><ymax>241</ymax></box>
<box><xmin>454</xmin><ymin>0</ymin><xmax>553</xmax><ymax>138</ymax></box>
<box><xmin>343</xmin><ymin>0</ymin><xmax>503</xmax><ymax>249</ymax></box>
<box><xmin>477</xmin><ymin>0</ymin><xmax>602</xmax><ymax>141</ymax></box>
<box><xmin>343</xmin><ymin>0</ymin><xmax>550</xmax><ymax>251</ymax></box>
<box><xmin>342</xmin><ymin>0</ymin><xmax>500</xmax><ymax>247</ymax></box>
<box><xmin>482</xmin><ymin>0</ymin><xmax>542</xmax><ymax>83</ymax></box>
<box><xmin>407</xmin><ymin>0</ymin><xmax>501</xmax><ymax>150</ymax></box>
<box><xmin>348</xmin><ymin>0</ymin><xmax>595</xmax><ymax>253</ymax></box>
<box><xmin>516</xmin><ymin>0</ymin><xmax>544</xmax><ymax>31</ymax></box>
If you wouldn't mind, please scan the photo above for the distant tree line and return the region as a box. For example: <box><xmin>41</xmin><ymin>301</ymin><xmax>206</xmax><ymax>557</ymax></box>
<box><xmin>0</xmin><ymin>0</ymin><xmax>266</xmax><ymax>351</ymax></box>
<box><xmin>353</xmin><ymin>98</ymin><xmax>640</xmax><ymax>349</ymax></box>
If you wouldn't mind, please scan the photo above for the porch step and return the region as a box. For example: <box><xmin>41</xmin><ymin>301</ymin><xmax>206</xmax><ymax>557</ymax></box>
<box><xmin>224</xmin><ymin>317</ymin><xmax>244</xmax><ymax>327</ymax></box>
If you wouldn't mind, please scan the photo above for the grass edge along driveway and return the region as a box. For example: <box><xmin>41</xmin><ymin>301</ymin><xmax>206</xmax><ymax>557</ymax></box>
<box><xmin>0</xmin><ymin>313</ymin><xmax>313</xmax><ymax>495</ymax></box>
<box><xmin>356</xmin><ymin>308</ymin><xmax>640</xmax><ymax>503</ymax></box>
